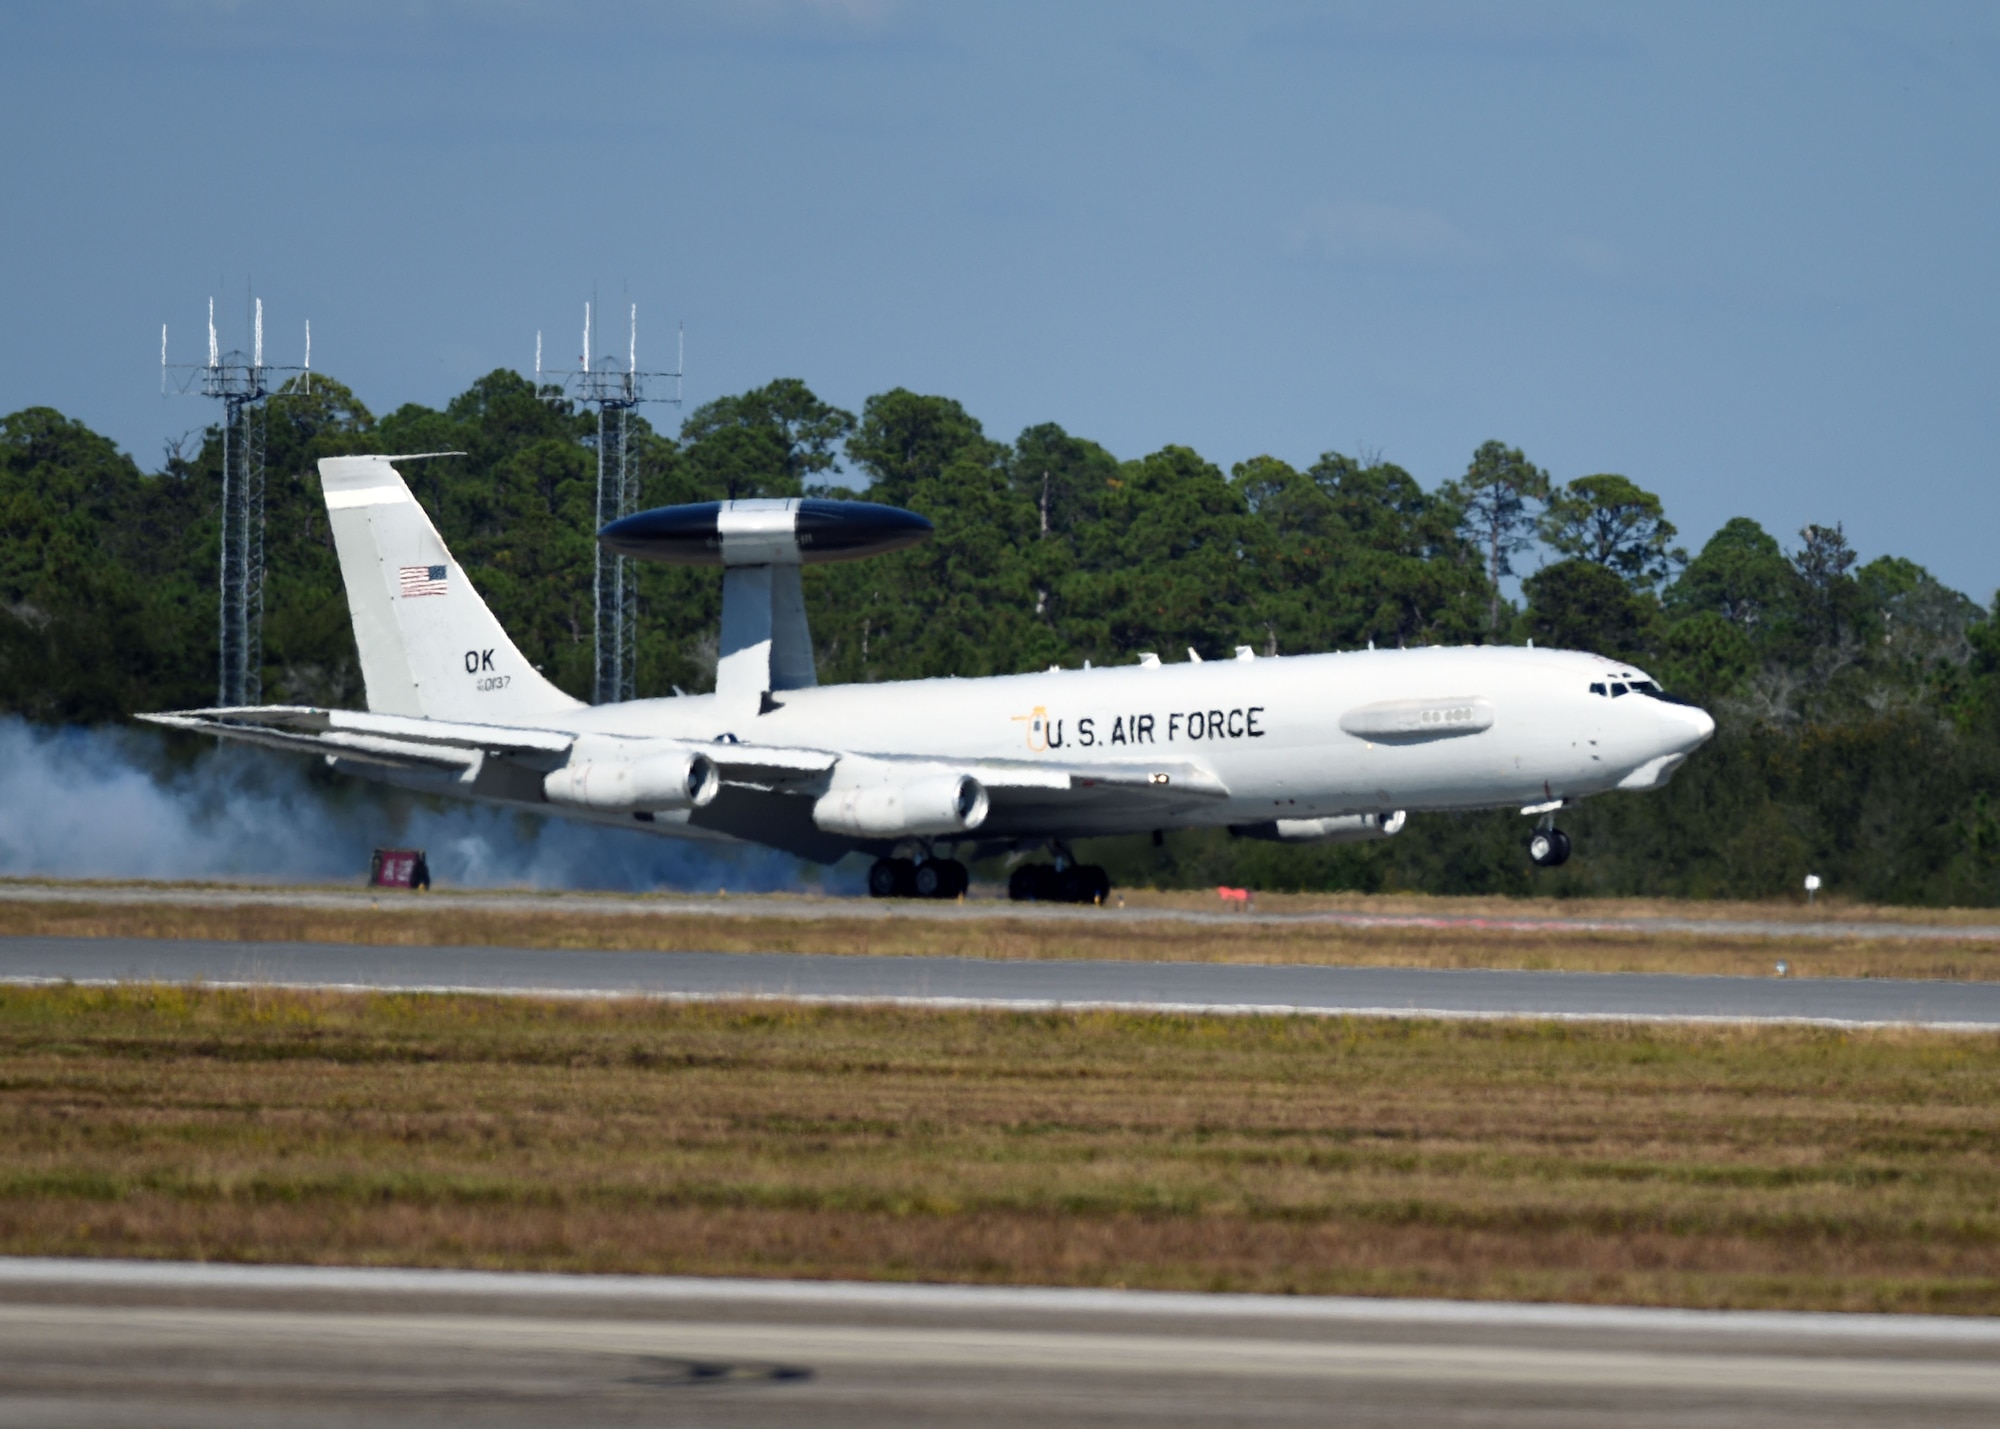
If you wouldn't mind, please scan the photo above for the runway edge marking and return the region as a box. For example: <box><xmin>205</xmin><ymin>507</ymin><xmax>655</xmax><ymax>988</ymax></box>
<box><xmin>2</xmin><ymin>1257</ymin><xmax>1999</xmax><ymax>1341</ymax></box>
<box><xmin>4</xmin><ymin>975</ymin><xmax>1996</xmax><ymax>1033</ymax></box>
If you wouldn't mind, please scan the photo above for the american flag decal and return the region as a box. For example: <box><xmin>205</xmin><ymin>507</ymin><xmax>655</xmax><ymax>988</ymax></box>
<box><xmin>400</xmin><ymin>564</ymin><xmax>448</xmax><ymax>597</ymax></box>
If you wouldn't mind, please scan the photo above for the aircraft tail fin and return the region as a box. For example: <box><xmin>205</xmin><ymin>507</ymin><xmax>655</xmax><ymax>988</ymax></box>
<box><xmin>318</xmin><ymin>456</ymin><xmax>584</xmax><ymax>721</ymax></box>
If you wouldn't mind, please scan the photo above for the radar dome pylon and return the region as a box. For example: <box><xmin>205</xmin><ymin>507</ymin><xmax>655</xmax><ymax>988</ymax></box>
<box><xmin>598</xmin><ymin>498</ymin><xmax>933</xmax><ymax>719</ymax></box>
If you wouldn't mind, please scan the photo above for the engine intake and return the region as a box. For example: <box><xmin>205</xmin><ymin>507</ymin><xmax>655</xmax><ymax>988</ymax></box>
<box><xmin>813</xmin><ymin>772</ymin><xmax>990</xmax><ymax>838</ymax></box>
<box><xmin>544</xmin><ymin>747</ymin><xmax>720</xmax><ymax>813</ymax></box>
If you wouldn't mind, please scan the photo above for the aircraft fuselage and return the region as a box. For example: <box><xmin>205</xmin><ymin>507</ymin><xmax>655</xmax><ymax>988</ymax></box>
<box><xmin>430</xmin><ymin>643</ymin><xmax>1711</xmax><ymax>847</ymax></box>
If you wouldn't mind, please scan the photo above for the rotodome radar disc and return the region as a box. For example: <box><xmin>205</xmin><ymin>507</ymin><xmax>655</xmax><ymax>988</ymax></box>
<box><xmin>598</xmin><ymin>498</ymin><xmax>933</xmax><ymax>566</ymax></box>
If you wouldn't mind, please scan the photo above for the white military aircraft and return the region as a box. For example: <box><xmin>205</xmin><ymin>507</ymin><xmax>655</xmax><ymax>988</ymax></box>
<box><xmin>141</xmin><ymin>454</ymin><xmax>1715</xmax><ymax>902</ymax></box>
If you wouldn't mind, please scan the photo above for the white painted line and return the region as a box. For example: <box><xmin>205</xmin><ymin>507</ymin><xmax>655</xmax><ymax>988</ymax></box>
<box><xmin>4</xmin><ymin>975</ymin><xmax>1997</xmax><ymax>1033</ymax></box>
<box><xmin>2</xmin><ymin>1257</ymin><xmax>1996</xmax><ymax>1342</ymax></box>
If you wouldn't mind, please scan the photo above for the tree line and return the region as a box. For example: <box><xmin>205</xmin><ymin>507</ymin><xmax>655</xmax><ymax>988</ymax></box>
<box><xmin>3</xmin><ymin>371</ymin><xmax>1997</xmax><ymax>903</ymax></box>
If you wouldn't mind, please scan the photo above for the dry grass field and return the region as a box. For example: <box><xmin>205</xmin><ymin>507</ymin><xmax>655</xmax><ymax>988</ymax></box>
<box><xmin>18</xmin><ymin>877</ymin><xmax>2000</xmax><ymax>924</ymax></box>
<box><xmin>6</xmin><ymin>891</ymin><xmax>2000</xmax><ymax>982</ymax></box>
<box><xmin>5</xmin><ymin>983</ymin><xmax>2000</xmax><ymax>1313</ymax></box>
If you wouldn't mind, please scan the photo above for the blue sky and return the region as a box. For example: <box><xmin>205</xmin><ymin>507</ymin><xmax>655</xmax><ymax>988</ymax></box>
<box><xmin>3</xmin><ymin>1</ymin><xmax>1995</xmax><ymax>599</ymax></box>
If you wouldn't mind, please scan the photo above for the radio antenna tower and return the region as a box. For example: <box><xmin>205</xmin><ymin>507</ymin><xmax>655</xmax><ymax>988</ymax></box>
<box><xmin>161</xmin><ymin>294</ymin><xmax>310</xmax><ymax>707</ymax></box>
<box><xmin>537</xmin><ymin>300</ymin><xmax>682</xmax><ymax>704</ymax></box>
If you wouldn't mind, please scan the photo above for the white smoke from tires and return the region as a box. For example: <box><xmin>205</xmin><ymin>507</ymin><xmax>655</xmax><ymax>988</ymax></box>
<box><xmin>0</xmin><ymin>718</ymin><xmax>826</xmax><ymax>893</ymax></box>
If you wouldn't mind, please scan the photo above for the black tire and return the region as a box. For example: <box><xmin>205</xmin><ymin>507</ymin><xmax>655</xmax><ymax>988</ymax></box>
<box><xmin>915</xmin><ymin>859</ymin><xmax>966</xmax><ymax>899</ymax></box>
<box><xmin>867</xmin><ymin>858</ymin><xmax>902</xmax><ymax>898</ymax></box>
<box><xmin>1055</xmin><ymin>866</ymin><xmax>1087</xmax><ymax>904</ymax></box>
<box><xmin>1008</xmin><ymin>864</ymin><xmax>1054</xmax><ymax>902</ymax></box>
<box><xmin>1080</xmin><ymin>865</ymin><xmax>1111</xmax><ymax>905</ymax></box>
<box><xmin>1528</xmin><ymin>828</ymin><xmax>1573</xmax><ymax>868</ymax></box>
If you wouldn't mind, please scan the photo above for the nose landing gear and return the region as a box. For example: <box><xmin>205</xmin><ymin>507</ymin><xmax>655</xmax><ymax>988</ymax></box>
<box><xmin>1522</xmin><ymin>799</ymin><xmax>1573</xmax><ymax>869</ymax></box>
<box><xmin>1528</xmin><ymin>826</ymin><xmax>1572</xmax><ymax>868</ymax></box>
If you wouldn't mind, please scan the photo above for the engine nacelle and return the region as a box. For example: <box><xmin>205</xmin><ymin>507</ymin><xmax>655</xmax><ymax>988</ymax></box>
<box><xmin>1229</xmin><ymin>811</ymin><xmax>1406</xmax><ymax>844</ymax></box>
<box><xmin>543</xmin><ymin>746</ymin><xmax>720</xmax><ymax>813</ymax></box>
<box><xmin>812</xmin><ymin>772</ymin><xmax>990</xmax><ymax>838</ymax></box>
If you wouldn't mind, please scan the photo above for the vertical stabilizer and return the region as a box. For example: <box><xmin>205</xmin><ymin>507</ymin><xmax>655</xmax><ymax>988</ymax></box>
<box><xmin>319</xmin><ymin>456</ymin><xmax>584</xmax><ymax>721</ymax></box>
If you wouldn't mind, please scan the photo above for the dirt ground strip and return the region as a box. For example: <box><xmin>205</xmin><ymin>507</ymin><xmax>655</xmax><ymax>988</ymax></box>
<box><xmin>4</xmin><ymin>984</ymin><xmax>2000</xmax><ymax>1313</ymax></box>
<box><xmin>5</xmin><ymin>889</ymin><xmax>2000</xmax><ymax>982</ymax></box>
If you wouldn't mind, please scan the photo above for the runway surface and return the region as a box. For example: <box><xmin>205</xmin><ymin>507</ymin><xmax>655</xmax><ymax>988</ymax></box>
<box><xmin>5</xmin><ymin>934</ymin><xmax>2000</xmax><ymax>1028</ymax></box>
<box><xmin>1</xmin><ymin>1258</ymin><xmax>1995</xmax><ymax>1427</ymax></box>
<box><xmin>7</xmin><ymin>878</ymin><xmax>1999</xmax><ymax>942</ymax></box>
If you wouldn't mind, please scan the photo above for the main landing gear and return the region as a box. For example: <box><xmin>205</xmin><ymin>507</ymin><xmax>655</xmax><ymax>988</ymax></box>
<box><xmin>1007</xmin><ymin>862</ymin><xmax>1111</xmax><ymax>905</ymax></box>
<box><xmin>867</xmin><ymin>856</ymin><xmax>969</xmax><ymax>900</ymax></box>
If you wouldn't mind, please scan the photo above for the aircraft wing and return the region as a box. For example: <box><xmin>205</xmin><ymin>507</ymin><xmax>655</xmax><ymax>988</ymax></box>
<box><xmin>139</xmin><ymin>705</ymin><xmax>1223</xmax><ymax>833</ymax></box>
<box><xmin>138</xmin><ymin>705</ymin><xmax>844</xmax><ymax>789</ymax></box>
<box><xmin>962</xmin><ymin>757</ymin><xmax>1227</xmax><ymax>799</ymax></box>
<box><xmin>962</xmin><ymin>756</ymin><xmax>1229</xmax><ymax>832</ymax></box>
<box><xmin>136</xmin><ymin>705</ymin><xmax>578</xmax><ymax>774</ymax></box>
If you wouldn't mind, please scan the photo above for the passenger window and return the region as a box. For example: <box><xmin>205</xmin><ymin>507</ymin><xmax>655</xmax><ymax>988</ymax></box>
<box><xmin>1589</xmin><ymin>683</ymin><xmax>1606</xmax><ymax>696</ymax></box>
<box><xmin>1610</xmin><ymin>682</ymin><xmax>1628</xmax><ymax>696</ymax></box>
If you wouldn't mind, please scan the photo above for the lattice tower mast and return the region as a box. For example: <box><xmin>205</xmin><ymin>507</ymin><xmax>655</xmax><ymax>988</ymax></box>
<box><xmin>539</xmin><ymin>301</ymin><xmax>682</xmax><ymax>704</ymax></box>
<box><xmin>161</xmin><ymin>296</ymin><xmax>310</xmax><ymax>706</ymax></box>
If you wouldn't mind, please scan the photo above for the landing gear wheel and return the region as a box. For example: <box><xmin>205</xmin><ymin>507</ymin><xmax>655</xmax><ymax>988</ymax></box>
<box><xmin>868</xmin><ymin>857</ymin><xmax>918</xmax><ymax>898</ymax></box>
<box><xmin>1011</xmin><ymin>864</ymin><xmax>1110</xmax><ymax>904</ymax></box>
<box><xmin>914</xmin><ymin>859</ymin><xmax>967</xmax><ymax>899</ymax></box>
<box><xmin>1008</xmin><ymin>864</ymin><xmax>1056</xmax><ymax>902</ymax></box>
<box><xmin>1052</xmin><ymin>866</ymin><xmax>1112</xmax><ymax>904</ymax></box>
<box><xmin>1528</xmin><ymin>828</ymin><xmax>1572</xmax><ymax>868</ymax></box>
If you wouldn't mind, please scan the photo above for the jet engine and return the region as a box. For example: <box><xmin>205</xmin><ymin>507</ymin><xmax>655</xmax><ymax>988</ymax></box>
<box><xmin>543</xmin><ymin>745</ymin><xmax>720</xmax><ymax>813</ymax></box>
<box><xmin>813</xmin><ymin>771</ymin><xmax>990</xmax><ymax>838</ymax></box>
<box><xmin>1229</xmin><ymin>811</ymin><xmax>1407</xmax><ymax>844</ymax></box>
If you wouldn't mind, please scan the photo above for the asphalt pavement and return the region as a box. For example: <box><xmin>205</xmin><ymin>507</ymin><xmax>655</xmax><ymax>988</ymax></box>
<box><xmin>1</xmin><ymin>1258</ymin><xmax>1994</xmax><ymax>1427</ymax></box>
<box><xmin>4</xmin><ymin>934</ymin><xmax>1999</xmax><ymax>1027</ymax></box>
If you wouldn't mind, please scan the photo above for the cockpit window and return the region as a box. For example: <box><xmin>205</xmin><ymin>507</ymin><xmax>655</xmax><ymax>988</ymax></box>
<box><xmin>1627</xmin><ymin>677</ymin><xmax>1701</xmax><ymax>706</ymax></box>
<box><xmin>1609</xmin><ymin>682</ymin><xmax>1628</xmax><ymax>696</ymax></box>
<box><xmin>1589</xmin><ymin>682</ymin><xmax>1606</xmax><ymax>696</ymax></box>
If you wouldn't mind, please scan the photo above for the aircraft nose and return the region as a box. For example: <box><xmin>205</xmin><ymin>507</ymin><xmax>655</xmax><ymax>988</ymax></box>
<box><xmin>1660</xmin><ymin>702</ymin><xmax>1715</xmax><ymax>753</ymax></box>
